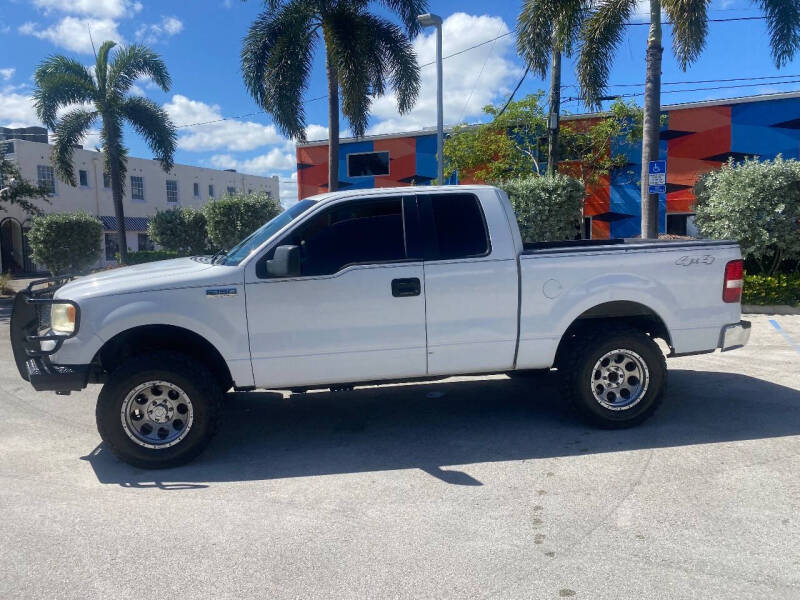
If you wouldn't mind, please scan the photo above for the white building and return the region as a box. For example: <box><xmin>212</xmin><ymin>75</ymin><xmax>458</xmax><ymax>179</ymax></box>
<box><xmin>1</xmin><ymin>129</ymin><xmax>279</xmax><ymax>274</ymax></box>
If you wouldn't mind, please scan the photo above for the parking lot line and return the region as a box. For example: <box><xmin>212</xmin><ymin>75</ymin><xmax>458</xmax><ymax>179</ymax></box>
<box><xmin>769</xmin><ymin>319</ymin><xmax>800</xmax><ymax>354</ymax></box>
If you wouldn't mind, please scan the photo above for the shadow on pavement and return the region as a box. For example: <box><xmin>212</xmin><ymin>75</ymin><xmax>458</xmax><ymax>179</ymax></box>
<box><xmin>85</xmin><ymin>369</ymin><xmax>800</xmax><ymax>488</ymax></box>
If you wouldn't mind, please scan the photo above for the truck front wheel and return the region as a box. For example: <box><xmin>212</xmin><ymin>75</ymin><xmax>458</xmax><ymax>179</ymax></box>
<box><xmin>96</xmin><ymin>351</ymin><xmax>223</xmax><ymax>468</ymax></box>
<box><xmin>562</xmin><ymin>327</ymin><xmax>666</xmax><ymax>428</ymax></box>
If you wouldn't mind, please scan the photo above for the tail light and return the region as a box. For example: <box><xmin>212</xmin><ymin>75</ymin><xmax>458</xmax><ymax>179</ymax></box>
<box><xmin>723</xmin><ymin>259</ymin><xmax>744</xmax><ymax>303</ymax></box>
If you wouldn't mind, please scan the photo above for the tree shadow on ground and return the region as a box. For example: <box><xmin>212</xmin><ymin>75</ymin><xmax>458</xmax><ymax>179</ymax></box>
<box><xmin>85</xmin><ymin>369</ymin><xmax>800</xmax><ymax>488</ymax></box>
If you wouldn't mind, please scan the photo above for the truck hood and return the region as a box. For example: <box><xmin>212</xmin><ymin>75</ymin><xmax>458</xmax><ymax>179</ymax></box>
<box><xmin>54</xmin><ymin>257</ymin><xmax>241</xmax><ymax>301</ymax></box>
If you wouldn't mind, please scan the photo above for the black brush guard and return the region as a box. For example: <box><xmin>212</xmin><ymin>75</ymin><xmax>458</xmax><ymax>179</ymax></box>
<box><xmin>9</xmin><ymin>275</ymin><xmax>89</xmax><ymax>393</ymax></box>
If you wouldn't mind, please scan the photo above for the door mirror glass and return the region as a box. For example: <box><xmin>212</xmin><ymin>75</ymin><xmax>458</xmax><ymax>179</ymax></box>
<box><xmin>265</xmin><ymin>245</ymin><xmax>300</xmax><ymax>277</ymax></box>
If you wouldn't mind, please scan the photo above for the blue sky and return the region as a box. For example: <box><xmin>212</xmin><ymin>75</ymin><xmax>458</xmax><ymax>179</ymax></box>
<box><xmin>2</xmin><ymin>0</ymin><xmax>799</xmax><ymax>203</ymax></box>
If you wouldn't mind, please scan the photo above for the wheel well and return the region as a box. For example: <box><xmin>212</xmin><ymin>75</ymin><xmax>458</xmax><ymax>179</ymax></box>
<box><xmin>554</xmin><ymin>301</ymin><xmax>672</xmax><ymax>366</ymax></box>
<box><xmin>92</xmin><ymin>325</ymin><xmax>233</xmax><ymax>390</ymax></box>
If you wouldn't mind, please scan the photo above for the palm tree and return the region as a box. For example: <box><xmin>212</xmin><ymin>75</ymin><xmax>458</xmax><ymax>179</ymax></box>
<box><xmin>33</xmin><ymin>41</ymin><xmax>177</xmax><ymax>264</ymax></box>
<box><xmin>242</xmin><ymin>0</ymin><xmax>426</xmax><ymax>193</ymax></box>
<box><xmin>517</xmin><ymin>0</ymin><xmax>589</xmax><ymax>176</ymax></box>
<box><xmin>577</xmin><ymin>0</ymin><xmax>800</xmax><ymax>238</ymax></box>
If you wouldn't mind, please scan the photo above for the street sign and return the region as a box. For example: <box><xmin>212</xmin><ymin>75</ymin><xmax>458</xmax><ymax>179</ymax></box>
<box><xmin>648</xmin><ymin>159</ymin><xmax>666</xmax><ymax>194</ymax></box>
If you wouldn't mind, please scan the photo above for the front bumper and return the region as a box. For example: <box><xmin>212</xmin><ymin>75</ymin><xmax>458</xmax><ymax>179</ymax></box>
<box><xmin>719</xmin><ymin>320</ymin><xmax>751</xmax><ymax>351</ymax></box>
<box><xmin>10</xmin><ymin>276</ymin><xmax>89</xmax><ymax>393</ymax></box>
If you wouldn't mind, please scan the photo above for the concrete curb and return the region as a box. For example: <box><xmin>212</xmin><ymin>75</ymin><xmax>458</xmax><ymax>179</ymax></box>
<box><xmin>743</xmin><ymin>304</ymin><xmax>800</xmax><ymax>315</ymax></box>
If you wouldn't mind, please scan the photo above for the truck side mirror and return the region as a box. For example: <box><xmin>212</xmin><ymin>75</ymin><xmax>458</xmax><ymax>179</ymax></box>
<box><xmin>264</xmin><ymin>245</ymin><xmax>301</xmax><ymax>277</ymax></box>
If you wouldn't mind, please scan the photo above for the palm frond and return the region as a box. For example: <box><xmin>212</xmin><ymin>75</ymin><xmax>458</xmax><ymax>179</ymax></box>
<box><xmin>241</xmin><ymin>0</ymin><xmax>316</xmax><ymax>139</ymax></box>
<box><xmin>663</xmin><ymin>0</ymin><xmax>709</xmax><ymax>70</ymax></box>
<box><xmin>95</xmin><ymin>40</ymin><xmax>116</xmax><ymax>93</ymax></box>
<box><xmin>517</xmin><ymin>0</ymin><xmax>557</xmax><ymax>77</ymax></box>
<box><xmin>121</xmin><ymin>96</ymin><xmax>177</xmax><ymax>172</ymax></box>
<box><xmin>757</xmin><ymin>0</ymin><xmax>800</xmax><ymax>67</ymax></box>
<box><xmin>577</xmin><ymin>0</ymin><xmax>638</xmax><ymax>109</ymax></box>
<box><xmin>33</xmin><ymin>56</ymin><xmax>96</xmax><ymax>128</ymax></box>
<box><xmin>327</xmin><ymin>9</ymin><xmax>420</xmax><ymax>137</ymax></box>
<box><xmin>373</xmin><ymin>0</ymin><xmax>429</xmax><ymax>37</ymax></box>
<box><xmin>51</xmin><ymin>108</ymin><xmax>98</xmax><ymax>185</ymax></box>
<box><xmin>108</xmin><ymin>44</ymin><xmax>172</xmax><ymax>96</ymax></box>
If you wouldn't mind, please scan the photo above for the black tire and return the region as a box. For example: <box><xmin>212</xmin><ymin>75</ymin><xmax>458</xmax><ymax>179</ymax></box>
<box><xmin>96</xmin><ymin>351</ymin><xmax>223</xmax><ymax>469</ymax></box>
<box><xmin>561</xmin><ymin>326</ymin><xmax>666</xmax><ymax>428</ymax></box>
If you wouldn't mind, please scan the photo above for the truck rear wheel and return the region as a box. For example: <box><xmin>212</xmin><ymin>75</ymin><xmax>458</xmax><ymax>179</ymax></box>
<box><xmin>562</xmin><ymin>327</ymin><xmax>666</xmax><ymax>428</ymax></box>
<box><xmin>96</xmin><ymin>351</ymin><xmax>222</xmax><ymax>469</ymax></box>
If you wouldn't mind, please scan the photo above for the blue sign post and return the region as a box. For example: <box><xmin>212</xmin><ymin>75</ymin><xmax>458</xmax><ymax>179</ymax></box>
<box><xmin>648</xmin><ymin>160</ymin><xmax>666</xmax><ymax>194</ymax></box>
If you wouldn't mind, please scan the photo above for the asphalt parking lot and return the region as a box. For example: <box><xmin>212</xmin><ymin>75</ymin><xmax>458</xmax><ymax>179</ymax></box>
<box><xmin>0</xmin><ymin>306</ymin><xmax>798</xmax><ymax>600</ymax></box>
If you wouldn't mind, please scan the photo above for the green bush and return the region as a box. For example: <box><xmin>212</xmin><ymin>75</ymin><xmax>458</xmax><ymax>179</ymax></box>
<box><xmin>27</xmin><ymin>212</ymin><xmax>103</xmax><ymax>275</ymax></box>
<box><xmin>148</xmin><ymin>207</ymin><xmax>208</xmax><ymax>255</ymax></box>
<box><xmin>743</xmin><ymin>273</ymin><xmax>800</xmax><ymax>306</ymax></box>
<box><xmin>694</xmin><ymin>156</ymin><xmax>800</xmax><ymax>275</ymax></box>
<box><xmin>203</xmin><ymin>191</ymin><xmax>282</xmax><ymax>251</ymax></box>
<box><xmin>500</xmin><ymin>175</ymin><xmax>585</xmax><ymax>243</ymax></box>
<box><xmin>124</xmin><ymin>250</ymin><xmax>183</xmax><ymax>265</ymax></box>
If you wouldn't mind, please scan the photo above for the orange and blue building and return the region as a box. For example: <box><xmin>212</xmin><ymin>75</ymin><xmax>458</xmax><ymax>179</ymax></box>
<box><xmin>296</xmin><ymin>91</ymin><xmax>800</xmax><ymax>239</ymax></box>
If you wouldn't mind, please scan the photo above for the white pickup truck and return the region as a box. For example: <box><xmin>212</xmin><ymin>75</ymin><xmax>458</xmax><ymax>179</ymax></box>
<box><xmin>11</xmin><ymin>185</ymin><xmax>750</xmax><ymax>468</ymax></box>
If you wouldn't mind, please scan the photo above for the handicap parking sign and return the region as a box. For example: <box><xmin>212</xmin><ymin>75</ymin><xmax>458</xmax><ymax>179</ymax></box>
<box><xmin>648</xmin><ymin>160</ymin><xmax>666</xmax><ymax>194</ymax></box>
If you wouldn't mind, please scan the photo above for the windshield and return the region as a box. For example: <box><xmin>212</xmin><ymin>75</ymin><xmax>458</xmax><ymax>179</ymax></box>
<box><xmin>218</xmin><ymin>199</ymin><xmax>317</xmax><ymax>266</ymax></box>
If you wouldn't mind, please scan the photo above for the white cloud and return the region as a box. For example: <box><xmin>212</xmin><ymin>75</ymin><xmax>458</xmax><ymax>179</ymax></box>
<box><xmin>19</xmin><ymin>17</ymin><xmax>124</xmax><ymax>54</ymax></box>
<box><xmin>279</xmin><ymin>172</ymin><xmax>298</xmax><ymax>205</ymax></box>
<box><xmin>304</xmin><ymin>124</ymin><xmax>329</xmax><ymax>142</ymax></box>
<box><xmin>367</xmin><ymin>13</ymin><xmax>522</xmax><ymax>135</ymax></box>
<box><xmin>31</xmin><ymin>0</ymin><xmax>142</xmax><ymax>20</ymax></box>
<box><xmin>0</xmin><ymin>88</ymin><xmax>40</xmax><ymax>128</ymax></box>
<box><xmin>0</xmin><ymin>68</ymin><xmax>14</xmax><ymax>81</ymax></box>
<box><xmin>209</xmin><ymin>149</ymin><xmax>296</xmax><ymax>174</ymax></box>
<box><xmin>135</xmin><ymin>16</ymin><xmax>184</xmax><ymax>45</ymax></box>
<box><xmin>165</xmin><ymin>94</ymin><xmax>285</xmax><ymax>152</ymax></box>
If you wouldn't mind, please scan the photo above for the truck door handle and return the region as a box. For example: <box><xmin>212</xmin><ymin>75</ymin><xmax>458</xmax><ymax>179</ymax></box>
<box><xmin>391</xmin><ymin>277</ymin><xmax>421</xmax><ymax>297</ymax></box>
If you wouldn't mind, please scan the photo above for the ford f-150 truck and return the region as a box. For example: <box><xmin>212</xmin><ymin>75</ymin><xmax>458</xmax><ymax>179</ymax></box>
<box><xmin>10</xmin><ymin>185</ymin><xmax>750</xmax><ymax>468</ymax></box>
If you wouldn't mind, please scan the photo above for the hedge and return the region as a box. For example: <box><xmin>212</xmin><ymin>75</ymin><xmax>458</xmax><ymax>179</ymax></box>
<box><xmin>743</xmin><ymin>273</ymin><xmax>800</xmax><ymax>306</ymax></box>
<box><xmin>148</xmin><ymin>207</ymin><xmax>208</xmax><ymax>255</ymax></box>
<box><xmin>500</xmin><ymin>175</ymin><xmax>585</xmax><ymax>243</ymax></box>
<box><xmin>26</xmin><ymin>211</ymin><xmax>103</xmax><ymax>275</ymax></box>
<box><xmin>203</xmin><ymin>191</ymin><xmax>282</xmax><ymax>251</ymax></box>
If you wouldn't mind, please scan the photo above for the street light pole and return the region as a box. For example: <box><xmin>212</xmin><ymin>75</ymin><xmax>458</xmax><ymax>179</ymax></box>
<box><xmin>417</xmin><ymin>13</ymin><xmax>444</xmax><ymax>185</ymax></box>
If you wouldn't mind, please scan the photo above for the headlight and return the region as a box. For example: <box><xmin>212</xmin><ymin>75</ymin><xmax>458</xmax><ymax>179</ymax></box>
<box><xmin>51</xmin><ymin>303</ymin><xmax>77</xmax><ymax>334</ymax></box>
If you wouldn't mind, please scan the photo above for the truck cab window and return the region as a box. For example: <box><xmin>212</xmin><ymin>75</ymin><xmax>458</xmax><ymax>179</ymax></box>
<box><xmin>428</xmin><ymin>193</ymin><xmax>489</xmax><ymax>259</ymax></box>
<box><xmin>280</xmin><ymin>198</ymin><xmax>406</xmax><ymax>276</ymax></box>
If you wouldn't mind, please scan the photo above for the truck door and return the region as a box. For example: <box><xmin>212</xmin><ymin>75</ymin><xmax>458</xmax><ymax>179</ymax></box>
<box><xmin>244</xmin><ymin>195</ymin><xmax>428</xmax><ymax>389</ymax></box>
<box><xmin>419</xmin><ymin>192</ymin><xmax>519</xmax><ymax>375</ymax></box>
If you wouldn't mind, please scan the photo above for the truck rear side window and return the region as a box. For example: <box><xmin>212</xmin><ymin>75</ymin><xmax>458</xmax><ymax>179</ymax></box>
<box><xmin>428</xmin><ymin>193</ymin><xmax>489</xmax><ymax>260</ymax></box>
<box><xmin>284</xmin><ymin>198</ymin><xmax>406</xmax><ymax>276</ymax></box>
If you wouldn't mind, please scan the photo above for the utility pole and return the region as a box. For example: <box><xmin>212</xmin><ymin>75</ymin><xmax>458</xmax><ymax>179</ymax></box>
<box><xmin>417</xmin><ymin>13</ymin><xmax>444</xmax><ymax>184</ymax></box>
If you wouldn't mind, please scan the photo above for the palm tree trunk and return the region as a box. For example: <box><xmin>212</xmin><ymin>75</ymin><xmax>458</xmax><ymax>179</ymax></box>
<box><xmin>640</xmin><ymin>0</ymin><xmax>663</xmax><ymax>239</ymax></box>
<box><xmin>546</xmin><ymin>46</ymin><xmax>561</xmax><ymax>177</ymax></box>
<box><xmin>107</xmin><ymin>149</ymin><xmax>128</xmax><ymax>265</ymax></box>
<box><xmin>325</xmin><ymin>38</ymin><xmax>339</xmax><ymax>193</ymax></box>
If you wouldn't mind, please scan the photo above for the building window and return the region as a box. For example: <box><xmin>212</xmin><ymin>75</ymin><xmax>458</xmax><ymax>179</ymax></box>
<box><xmin>37</xmin><ymin>165</ymin><xmax>56</xmax><ymax>195</ymax></box>
<box><xmin>193</xmin><ymin>182</ymin><xmax>199</xmax><ymax>197</ymax></box>
<box><xmin>130</xmin><ymin>175</ymin><xmax>144</xmax><ymax>201</ymax></box>
<box><xmin>226</xmin><ymin>186</ymin><xmax>236</xmax><ymax>196</ymax></box>
<box><xmin>78</xmin><ymin>169</ymin><xmax>89</xmax><ymax>187</ymax></box>
<box><xmin>2</xmin><ymin>141</ymin><xmax>14</xmax><ymax>154</ymax></box>
<box><xmin>208</xmin><ymin>184</ymin><xmax>215</xmax><ymax>198</ymax></box>
<box><xmin>137</xmin><ymin>233</ymin><xmax>155</xmax><ymax>251</ymax></box>
<box><xmin>103</xmin><ymin>172</ymin><xmax>110</xmax><ymax>188</ymax></box>
<box><xmin>166</xmin><ymin>179</ymin><xmax>178</xmax><ymax>203</ymax></box>
<box><xmin>104</xmin><ymin>233</ymin><xmax>119</xmax><ymax>261</ymax></box>
<box><xmin>666</xmin><ymin>213</ymin><xmax>698</xmax><ymax>237</ymax></box>
<box><xmin>347</xmin><ymin>151</ymin><xmax>390</xmax><ymax>177</ymax></box>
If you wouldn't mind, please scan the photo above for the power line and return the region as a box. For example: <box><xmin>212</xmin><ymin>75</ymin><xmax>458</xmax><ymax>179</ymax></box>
<box><xmin>562</xmin><ymin>73</ymin><xmax>800</xmax><ymax>90</ymax></box>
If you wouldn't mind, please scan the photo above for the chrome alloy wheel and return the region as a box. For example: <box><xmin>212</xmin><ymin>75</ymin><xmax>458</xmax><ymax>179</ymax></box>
<box><xmin>590</xmin><ymin>349</ymin><xmax>650</xmax><ymax>411</ymax></box>
<box><xmin>121</xmin><ymin>381</ymin><xmax>194</xmax><ymax>449</ymax></box>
